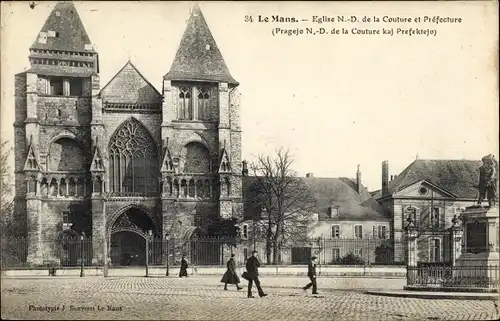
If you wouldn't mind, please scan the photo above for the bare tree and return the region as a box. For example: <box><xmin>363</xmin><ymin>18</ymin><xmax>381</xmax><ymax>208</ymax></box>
<box><xmin>0</xmin><ymin>140</ymin><xmax>13</xmax><ymax>217</ymax></box>
<box><xmin>247</xmin><ymin>148</ymin><xmax>318</xmax><ymax>264</ymax></box>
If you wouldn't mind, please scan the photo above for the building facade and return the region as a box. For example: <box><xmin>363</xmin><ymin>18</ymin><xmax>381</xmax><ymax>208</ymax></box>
<box><xmin>374</xmin><ymin>159</ymin><xmax>484</xmax><ymax>264</ymax></box>
<box><xmin>238</xmin><ymin>169</ymin><xmax>392</xmax><ymax>265</ymax></box>
<box><xmin>14</xmin><ymin>2</ymin><xmax>243</xmax><ymax>265</ymax></box>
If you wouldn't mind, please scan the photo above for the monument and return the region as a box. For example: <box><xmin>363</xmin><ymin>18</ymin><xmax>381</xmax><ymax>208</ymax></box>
<box><xmin>454</xmin><ymin>154</ymin><xmax>499</xmax><ymax>287</ymax></box>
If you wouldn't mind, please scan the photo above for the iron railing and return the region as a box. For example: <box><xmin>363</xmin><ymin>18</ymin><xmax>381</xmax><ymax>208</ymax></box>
<box><xmin>1</xmin><ymin>236</ymin><xmax>395</xmax><ymax>268</ymax></box>
<box><xmin>407</xmin><ymin>265</ymin><xmax>500</xmax><ymax>289</ymax></box>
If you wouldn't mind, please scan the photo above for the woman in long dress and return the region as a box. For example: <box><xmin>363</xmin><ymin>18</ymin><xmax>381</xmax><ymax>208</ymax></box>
<box><xmin>221</xmin><ymin>254</ymin><xmax>243</xmax><ymax>290</ymax></box>
<box><xmin>179</xmin><ymin>255</ymin><xmax>188</xmax><ymax>278</ymax></box>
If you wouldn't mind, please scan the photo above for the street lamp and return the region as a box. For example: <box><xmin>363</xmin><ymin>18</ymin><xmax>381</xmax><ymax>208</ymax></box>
<box><xmin>145</xmin><ymin>230</ymin><xmax>153</xmax><ymax>277</ymax></box>
<box><xmin>165</xmin><ymin>233</ymin><xmax>170</xmax><ymax>276</ymax></box>
<box><xmin>80</xmin><ymin>231</ymin><xmax>86</xmax><ymax>277</ymax></box>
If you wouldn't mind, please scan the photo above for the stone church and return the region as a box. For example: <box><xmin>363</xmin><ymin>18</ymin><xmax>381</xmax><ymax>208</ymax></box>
<box><xmin>14</xmin><ymin>1</ymin><xmax>243</xmax><ymax>265</ymax></box>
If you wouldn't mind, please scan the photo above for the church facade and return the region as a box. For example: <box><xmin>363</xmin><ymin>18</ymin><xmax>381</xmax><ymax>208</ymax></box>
<box><xmin>14</xmin><ymin>1</ymin><xmax>243</xmax><ymax>265</ymax></box>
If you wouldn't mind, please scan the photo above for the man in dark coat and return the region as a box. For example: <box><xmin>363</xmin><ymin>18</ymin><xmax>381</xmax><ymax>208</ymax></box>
<box><xmin>245</xmin><ymin>250</ymin><xmax>267</xmax><ymax>298</ymax></box>
<box><xmin>221</xmin><ymin>254</ymin><xmax>243</xmax><ymax>290</ymax></box>
<box><xmin>302</xmin><ymin>256</ymin><xmax>318</xmax><ymax>294</ymax></box>
<box><xmin>179</xmin><ymin>255</ymin><xmax>188</xmax><ymax>278</ymax></box>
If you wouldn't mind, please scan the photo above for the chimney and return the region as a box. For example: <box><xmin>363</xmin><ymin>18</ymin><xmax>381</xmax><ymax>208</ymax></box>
<box><xmin>242</xmin><ymin>160</ymin><xmax>248</xmax><ymax>176</ymax></box>
<box><xmin>382</xmin><ymin>160</ymin><xmax>389</xmax><ymax>196</ymax></box>
<box><xmin>356</xmin><ymin>165</ymin><xmax>362</xmax><ymax>193</ymax></box>
<box><xmin>306</xmin><ymin>173</ymin><xmax>314</xmax><ymax>178</ymax></box>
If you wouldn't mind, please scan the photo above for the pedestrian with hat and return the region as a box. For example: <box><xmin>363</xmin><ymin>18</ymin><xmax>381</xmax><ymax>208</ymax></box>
<box><xmin>302</xmin><ymin>256</ymin><xmax>319</xmax><ymax>294</ymax></box>
<box><xmin>243</xmin><ymin>250</ymin><xmax>267</xmax><ymax>298</ymax></box>
<box><xmin>221</xmin><ymin>253</ymin><xmax>243</xmax><ymax>291</ymax></box>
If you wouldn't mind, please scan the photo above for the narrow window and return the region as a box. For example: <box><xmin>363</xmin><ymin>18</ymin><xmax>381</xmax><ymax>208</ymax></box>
<box><xmin>354</xmin><ymin>225</ymin><xmax>363</xmax><ymax>239</ymax></box>
<box><xmin>332</xmin><ymin>248</ymin><xmax>340</xmax><ymax>262</ymax></box>
<box><xmin>430</xmin><ymin>239</ymin><xmax>441</xmax><ymax>262</ymax></box>
<box><xmin>378</xmin><ymin>226</ymin><xmax>387</xmax><ymax>239</ymax></box>
<box><xmin>179</xmin><ymin>86</ymin><xmax>192</xmax><ymax>120</ymax></box>
<box><xmin>50</xmin><ymin>77</ymin><xmax>64</xmax><ymax>95</ymax></box>
<box><xmin>242</xmin><ymin>225</ymin><xmax>248</xmax><ymax>239</ymax></box>
<box><xmin>70</xmin><ymin>78</ymin><xmax>83</xmax><ymax>96</ymax></box>
<box><xmin>430</xmin><ymin>207</ymin><xmax>440</xmax><ymax>228</ymax></box>
<box><xmin>331</xmin><ymin>225</ymin><xmax>340</xmax><ymax>239</ymax></box>
<box><xmin>197</xmin><ymin>87</ymin><xmax>210</xmax><ymax>120</ymax></box>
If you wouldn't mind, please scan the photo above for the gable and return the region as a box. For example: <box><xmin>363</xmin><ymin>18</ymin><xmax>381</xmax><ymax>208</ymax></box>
<box><xmin>392</xmin><ymin>180</ymin><xmax>455</xmax><ymax>198</ymax></box>
<box><xmin>100</xmin><ymin>62</ymin><xmax>162</xmax><ymax>104</ymax></box>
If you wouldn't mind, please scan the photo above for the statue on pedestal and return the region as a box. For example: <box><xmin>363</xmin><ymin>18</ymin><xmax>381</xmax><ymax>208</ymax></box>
<box><xmin>477</xmin><ymin>154</ymin><xmax>498</xmax><ymax>207</ymax></box>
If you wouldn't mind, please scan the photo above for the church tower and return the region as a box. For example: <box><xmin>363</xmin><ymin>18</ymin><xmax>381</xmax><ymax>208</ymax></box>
<box><xmin>14</xmin><ymin>1</ymin><xmax>98</xmax><ymax>264</ymax></box>
<box><xmin>161</xmin><ymin>4</ymin><xmax>243</xmax><ymax>237</ymax></box>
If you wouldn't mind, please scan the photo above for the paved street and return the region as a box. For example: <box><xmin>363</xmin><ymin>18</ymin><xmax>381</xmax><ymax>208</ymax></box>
<box><xmin>1</xmin><ymin>276</ymin><xmax>498</xmax><ymax>320</ymax></box>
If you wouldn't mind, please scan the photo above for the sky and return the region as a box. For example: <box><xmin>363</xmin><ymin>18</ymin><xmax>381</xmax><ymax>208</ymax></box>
<box><xmin>1</xmin><ymin>1</ymin><xmax>498</xmax><ymax>192</ymax></box>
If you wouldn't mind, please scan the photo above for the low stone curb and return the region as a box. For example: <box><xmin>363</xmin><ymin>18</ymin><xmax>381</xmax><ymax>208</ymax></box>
<box><xmin>365</xmin><ymin>290</ymin><xmax>500</xmax><ymax>300</ymax></box>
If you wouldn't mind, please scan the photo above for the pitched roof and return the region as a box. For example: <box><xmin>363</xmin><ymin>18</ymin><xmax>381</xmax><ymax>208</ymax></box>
<box><xmin>374</xmin><ymin>159</ymin><xmax>482</xmax><ymax>199</ymax></box>
<box><xmin>163</xmin><ymin>4</ymin><xmax>238</xmax><ymax>85</ymax></box>
<box><xmin>31</xmin><ymin>1</ymin><xmax>95</xmax><ymax>53</ymax></box>
<box><xmin>100</xmin><ymin>61</ymin><xmax>162</xmax><ymax>103</ymax></box>
<box><xmin>242</xmin><ymin>176</ymin><xmax>388</xmax><ymax>222</ymax></box>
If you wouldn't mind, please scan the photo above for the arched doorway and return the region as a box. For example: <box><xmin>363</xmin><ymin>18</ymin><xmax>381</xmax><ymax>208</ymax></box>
<box><xmin>109</xmin><ymin>207</ymin><xmax>157</xmax><ymax>266</ymax></box>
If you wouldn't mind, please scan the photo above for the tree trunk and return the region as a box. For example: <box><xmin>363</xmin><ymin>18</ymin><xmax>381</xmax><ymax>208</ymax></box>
<box><xmin>272</xmin><ymin>240</ymin><xmax>279</xmax><ymax>265</ymax></box>
<box><xmin>266</xmin><ymin>220</ymin><xmax>272</xmax><ymax>264</ymax></box>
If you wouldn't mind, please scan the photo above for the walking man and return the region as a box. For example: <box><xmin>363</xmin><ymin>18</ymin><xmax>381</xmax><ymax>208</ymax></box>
<box><xmin>302</xmin><ymin>256</ymin><xmax>318</xmax><ymax>294</ymax></box>
<box><xmin>221</xmin><ymin>253</ymin><xmax>243</xmax><ymax>290</ymax></box>
<box><xmin>245</xmin><ymin>250</ymin><xmax>267</xmax><ymax>298</ymax></box>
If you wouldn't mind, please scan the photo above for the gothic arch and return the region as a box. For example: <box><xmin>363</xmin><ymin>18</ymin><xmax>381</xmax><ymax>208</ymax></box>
<box><xmin>180</xmin><ymin>141</ymin><xmax>211</xmax><ymax>173</ymax></box>
<box><xmin>47</xmin><ymin>129</ymin><xmax>86</xmax><ymax>152</ymax></box>
<box><xmin>179</xmin><ymin>132</ymin><xmax>212</xmax><ymax>155</ymax></box>
<box><xmin>47</xmin><ymin>132</ymin><xmax>87</xmax><ymax>172</ymax></box>
<box><xmin>56</xmin><ymin>229</ymin><xmax>81</xmax><ymax>241</ymax></box>
<box><xmin>108</xmin><ymin>117</ymin><xmax>159</xmax><ymax>195</ymax></box>
<box><xmin>106</xmin><ymin>203</ymin><xmax>159</xmax><ymax>235</ymax></box>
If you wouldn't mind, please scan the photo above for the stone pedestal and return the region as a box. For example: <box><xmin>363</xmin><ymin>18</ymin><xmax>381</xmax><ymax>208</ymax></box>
<box><xmin>454</xmin><ymin>205</ymin><xmax>499</xmax><ymax>280</ymax></box>
<box><xmin>406</xmin><ymin>228</ymin><xmax>418</xmax><ymax>267</ymax></box>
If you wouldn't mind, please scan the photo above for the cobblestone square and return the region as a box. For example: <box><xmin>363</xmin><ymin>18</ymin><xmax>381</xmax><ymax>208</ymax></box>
<box><xmin>1</xmin><ymin>276</ymin><xmax>498</xmax><ymax>320</ymax></box>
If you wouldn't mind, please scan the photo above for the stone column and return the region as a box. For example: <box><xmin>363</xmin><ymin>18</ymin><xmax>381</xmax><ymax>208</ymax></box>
<box><xmin>450</xmin><ymin>215</ymin><xmax>463</xmax><ymax>267</ymax></box>
<box><xmin>91</xmin><ymin>197</ymin><xmax>106</xmax><ymax>265</ymax></box>
<box><xmin>404</xmin><ymin>214</ymin><xmax>418</xmax><ymax>267</ymax></box>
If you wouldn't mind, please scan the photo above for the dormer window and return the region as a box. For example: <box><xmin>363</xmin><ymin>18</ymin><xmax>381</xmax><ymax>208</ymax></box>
<box><xmin>329</xmin><ymin>206</ymin><xmax>339</xmax><ymax>218</ymax></box>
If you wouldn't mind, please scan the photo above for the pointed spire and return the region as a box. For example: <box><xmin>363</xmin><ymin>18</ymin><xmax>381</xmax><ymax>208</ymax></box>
<box><xmin>23</xmin><ymin>140</ymin><xmax>41</xmax><ymax>172</ymax></box>
<box><xmin>164</xmin><ymin>4</ymin><xmax>238</xmax><ymax>85</ymax></box>
<box><xmin>219</xmin><ymin>148</ymin><xmax>231</xmax><ymax>173</ymax></box>
<box><xmin>31</xmin><ymin>1</ymin><xmax>95</xmax><ymax>53</ymax></box>
<box><xmin>161</xmin><ymin>146</ymin><xmax>174</xmax><ymax>173</ymax></box>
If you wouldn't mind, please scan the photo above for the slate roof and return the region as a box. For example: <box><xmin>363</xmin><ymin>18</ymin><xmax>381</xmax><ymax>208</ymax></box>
<box><xmin>31</xmin><ymin>1</ymin><xmax>95</xmax><ymax>53</ymax></box>
<box><xmin>242</xmin><ymin>176</ymin><xmax>389</xmax><ymax>222</ymax></box>
<box><xmin>100</xmin><ymin>61</ymin><xmax>162</xmax><ymax>104</ymax></box>
<box><xmin>374</xmin><ymin>159</ymin><xmax>482</xmax><ymax>200</ymax></box>
<box><xmin>164</xmin><ymin>4</ymin><xmax>238</xmax><ymax>85</ymax></box>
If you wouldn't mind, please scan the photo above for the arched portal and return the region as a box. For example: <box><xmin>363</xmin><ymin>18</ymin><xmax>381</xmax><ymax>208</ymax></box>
<box><xmin>108</xmin><ymin>118</ymin><xmax>159</xmax><ymax>196</ymax></box>
<box><xmin>109</xmin><ymin>207</ymin><xmax>158</xmax><ymax>266</ymax></box>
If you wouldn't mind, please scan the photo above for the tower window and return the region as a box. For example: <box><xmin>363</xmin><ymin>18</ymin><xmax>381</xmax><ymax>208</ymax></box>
<box><xmin>178</xmin><ymin>86</ymin><xmax>192</xmax><ymax>120</ymax></box>
<box><xmin>70</xmin><ymin>78</ymin><xmax>83</xmax><ymax>96</ymax></box>
<box><xmin>49</xmin><ymin>77</ymin><xmax>64</xmax><ymax>95</ymax></box>
<box><xmin>197</xmin><ymin>87</ymin><xmax>210</xmax><ymax>120</ymax></box>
